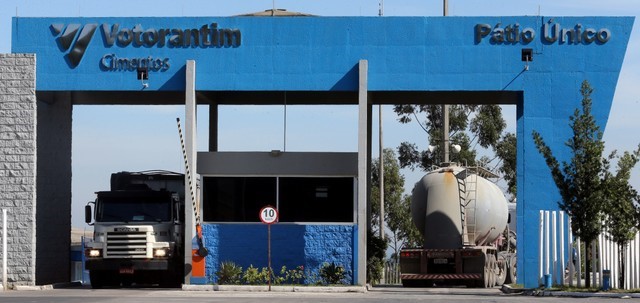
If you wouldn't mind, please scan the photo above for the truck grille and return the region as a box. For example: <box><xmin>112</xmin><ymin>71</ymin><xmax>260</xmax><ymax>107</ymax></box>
<box><xmin>105</xmin><ymin>231</ymin><xmax>149</xmax><ymax>258</ymax></box>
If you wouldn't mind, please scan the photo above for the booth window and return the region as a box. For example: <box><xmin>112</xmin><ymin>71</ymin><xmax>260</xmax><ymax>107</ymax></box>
<box><xmin>278</xmin><ymin>177</ymin><xmax>353</xmax><ymax>222</ymax></box>
<box><xmin>202</xmin><ymin>176</ymin><xmax>354</xmax><ymax>223</ymax></box>
<box><xmin>202</xmin><ymin>177</ymin><xmax>276</xmax><ymax>222</ymax></box>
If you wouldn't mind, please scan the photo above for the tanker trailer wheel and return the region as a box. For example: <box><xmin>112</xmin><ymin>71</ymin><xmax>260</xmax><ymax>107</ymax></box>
<box><xmin>489</xmin><ymin>255</ymin><xmax>497</xmax><ymax>287</ymax></box>
<box><xmin>483</xmin><ymin>264</ymin><xmax>490</xmax><ymax>288</ymax></box>
<box><xmin>484</xmin><ymin>254</ymin><xmax>498</xmax><ymax>288</ymax></box>
<box><xmin>505</xmin><ymin>254</ymin><xmax>517</xmax><ymax>285</ymax></box>
<box><xmin>495</xmin><ymin>254</ymin><xmax>507</xmax><ymax>286</ymax></box>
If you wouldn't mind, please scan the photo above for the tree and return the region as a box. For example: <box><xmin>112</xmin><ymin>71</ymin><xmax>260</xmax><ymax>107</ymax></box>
<box><xmin>532</xmin><ymin>80</ymin><xmax>607</xmax><ymax>288</ymax></box>
<box><xmin>371</xmin><ymin>149</ymin><xmax>421</xmax><ymax>262</ymax></box>
<box><xmin>371</xmin><ymin>148</ymin><xmax>405</xmax><ymax>234</ymax></box>
<box><xmin>495</xmin><ymin>133</ymin><xmax>517</xmax><ymax>197</ymax></box>
<box><xmin>393</xmin><ymin>104</ymin><xmax>516</xmax><ymax>197</ymax></box>
<box><xmin>369</xmin><ymin>148</ymin><xmax>402</xmax><ymax>284</ymax></box>
<box><xmin>602</xmin><ymin>146</ymin><xmax>640</xmax><ymax>288</ymax></box>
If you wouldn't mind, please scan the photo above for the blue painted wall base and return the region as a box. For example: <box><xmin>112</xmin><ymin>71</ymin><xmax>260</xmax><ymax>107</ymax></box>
<box><xmin>202</xmin><ymin>224</ymin><xmax>355</xmax><ymax>285</ymax></box>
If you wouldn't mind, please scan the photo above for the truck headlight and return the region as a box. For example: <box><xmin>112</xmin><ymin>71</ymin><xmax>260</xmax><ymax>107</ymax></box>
<box><xmin>154</xmin><ymin>248</ymin><xmax>167</xmax><ymax>257</ymax></box>
<box><xmin>87</xmin><ymin>249</ymin><xmax>101</xmax><ymax>257</ymax></box>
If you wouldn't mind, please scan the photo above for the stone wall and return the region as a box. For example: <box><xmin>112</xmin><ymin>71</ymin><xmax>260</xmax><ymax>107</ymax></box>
<box><xmin>0</xmin><ymin>54</ymin><xmax>37</xmax><ymax>286</ymax></box>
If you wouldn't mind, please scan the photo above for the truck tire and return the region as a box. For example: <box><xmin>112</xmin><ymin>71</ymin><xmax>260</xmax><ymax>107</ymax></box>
<box><xmin>402</xmin><ymin>279</ymin><xmax>430</xmax><ymax>287</ymax></box>
<box><xmin>505</xmin><ymin>254</ymin><xmax>517</xmax><ymax>285</ymax></box>
<box><xmin>495</xmin><ymin>254</ymin><xmax>507</xmax><ymax>286</ymax></box>
<box><xmin>89</xmin><ymin>270</ymin><xmax>113</xmax><ymax>289</ymax></box>
<box><xmin>160</xmin><ymin>270</ymin><xmax>181</xmax><ymax>288</ymax></box>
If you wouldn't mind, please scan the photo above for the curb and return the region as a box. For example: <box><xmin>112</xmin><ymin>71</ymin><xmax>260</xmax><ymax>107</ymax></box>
<box><xmin>182</xmin><ymin>284</ymin><xmax>367</xmax><ymax>293</ymax></box>
<box><xmin>501</xmin><ymin>285</ymin><xmax>640</xmax><ymax>299</ymax></box>
<box><xmin>12</xmin><ymin>281</ymin><xmax>83</xmax><ymax>291</ymax></box>
<box><xmin>538</xmin><ymin>291</ymin><xmax>640</xmax><ymax>298</ymax></box>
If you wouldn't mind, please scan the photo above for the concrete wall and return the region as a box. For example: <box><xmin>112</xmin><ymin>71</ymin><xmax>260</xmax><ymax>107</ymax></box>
<box><xmin>0</xmin><ymin>53</ymin><xmax>37</xmax><ymax>286</ymax></box>
<box><xmin>203</xmin><ymin>224</ymin><xmax>355</xmax><ymax>285</ymax></box>
<box><xmin>35</xmin><ymin>93</ymin><xmax>72</xmax><ymax>285</ymax></box>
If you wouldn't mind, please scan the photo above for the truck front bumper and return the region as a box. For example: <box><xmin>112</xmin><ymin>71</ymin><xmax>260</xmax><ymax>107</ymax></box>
<box><xmin>86</xmin><ymin>259</ymin><xmax>170</xmax><ymax>271</ymax></box>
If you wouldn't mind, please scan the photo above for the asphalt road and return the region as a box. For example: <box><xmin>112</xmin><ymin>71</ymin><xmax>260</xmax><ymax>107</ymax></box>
<box><xmin>0</xmin><ymin>286</ymin><xmax>634</xmax><ymax>303</ymax></box>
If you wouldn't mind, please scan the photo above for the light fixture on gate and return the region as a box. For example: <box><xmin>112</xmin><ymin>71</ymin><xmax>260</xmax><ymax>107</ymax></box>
<box><xmin>522</xmin><ymin>48</ymin><xmax>533</xmax><ymax>71</ymax></box>
<box><xmin>137</xmin><ymin>66</ymin><xmax>149</xmax><ymax>88</ymax></box>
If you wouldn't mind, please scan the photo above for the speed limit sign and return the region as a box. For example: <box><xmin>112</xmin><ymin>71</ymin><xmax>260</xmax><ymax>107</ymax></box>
<box><xmin>259</xmin><ymin>206</ymin><xmax>278</xmax><ymax>224</ymax></box>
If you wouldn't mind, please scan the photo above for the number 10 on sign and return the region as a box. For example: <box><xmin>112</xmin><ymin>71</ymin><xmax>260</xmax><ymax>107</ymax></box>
<box><xmin>260</xmin><ymin>206</ymin><xmax>278</xmax><ymax>224</ymax></box>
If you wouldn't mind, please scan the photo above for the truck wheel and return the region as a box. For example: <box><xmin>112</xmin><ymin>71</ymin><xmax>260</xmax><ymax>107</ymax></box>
<box><xmin>160</xmin><ymin>271</ymin><xmax>181</xmax><ymax>288</ymax></box>
<box><xmin>495</xmin><ymin>254</ymin><xmax>507</xmax><ymax>286</ymax></box>
<box><xmin>489</xmin><ymin>256</ymin><xmax>496</xmax><ymax>287</ymax></box>
<box><xmin>401</xmin><ymin>279</ymin><xmax>421</xmax><ymax>287</ymax></box>
<box><xmin>505</xmin><ymin>254</ymin><xmax>517</xmax><ymax>285</ymax></box>
<box><xmin>483</xmin><ymin>267</ymin><xmax>490</xmax><ymax>288</ymax></box>
<box><xmin>89</xmin><ymin>271</ymin><xmax>108</xmax><ymax>289</ymax></box>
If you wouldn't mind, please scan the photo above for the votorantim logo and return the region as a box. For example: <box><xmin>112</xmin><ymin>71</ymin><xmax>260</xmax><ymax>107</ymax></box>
<box><xmin>51</xmin><ymin>22</ymin><xmax>242</xmax><ymax>69</ymax></box>
<box><xmin>51</xmin><ymin>23</ymin><xmax>98</xmax><ymax>68</ymax></box>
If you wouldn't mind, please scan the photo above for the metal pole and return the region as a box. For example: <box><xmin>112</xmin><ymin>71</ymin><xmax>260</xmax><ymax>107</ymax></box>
<box><xmin>443</xmin><ymin>104</ymin><xmax>449</xmax><ymax>163</ymax></box>
<box><xmin>379</xmin><ymin>104</ymin><xmax>384</xmax><ymax>240</ymax></box>
<box><xmin>268</xmin><ymin>224</ymin><xmax>272</xmax><ymax>291</ymax></box>
<box><xmin>443</xmin><ymin>0</ymin><xmax>448</xmax><ymax>17</ymax></box>
<box><xmin>442</xmin><ymin>1</ymin><xmax>449</xmax><ymax>163</ymax></box>
<box><xmin>2</xmin><ymin>209</ymin><xmax>7</xmax><ymax>291</ymax></box>
<box><xmin>378</xmin><ymin>0</ymin><xmax>385</xmax><ymax>242</ymax></box>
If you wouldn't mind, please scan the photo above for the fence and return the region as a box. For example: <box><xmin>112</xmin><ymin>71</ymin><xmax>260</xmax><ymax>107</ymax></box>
<box><xmin>384</xmin><ymin>262</ymin><xmax>401</xmax><ymax>285</ymax></box>
<box><xmin>539</xmin><ymin>210</ymin><xmax>640</xmax><ymax>290</ymax></box>
<box><xmin>598</xmin><ymin>226</ymin><xmax>640</xmax><ymax>289</ymax></box>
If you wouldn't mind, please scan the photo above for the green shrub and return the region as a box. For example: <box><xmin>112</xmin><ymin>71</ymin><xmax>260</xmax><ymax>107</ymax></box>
<box><xmin>215</xmin><ymin>261</ymin><xmax>243</xmax><ymax>285</ymax></box>
<box><xmin>284</xmin><ymin>265</ymin><xmax>305</xmax><ymax>285</ymax></box>
<box><xmin>319</xmin><ymin>262</ymin><xmax>347</xmax><ymax>285</ymax></box>
<box><xmin>242</xmin><ymin>265</ymin><xmax>265</xmax><ymax>285</ymax></box>
<box><xmin>220</xmin><ymin>262</ymin><xmax>308</xmax><ymax>285</ymax></box>
<box><xmin>367</xmin><ymin>230</ymin><xmax>386</xmax><ymax>284</ymax></box>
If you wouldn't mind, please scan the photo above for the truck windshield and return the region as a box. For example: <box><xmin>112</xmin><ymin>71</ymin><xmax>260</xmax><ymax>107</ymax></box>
<box><xmin>96</xmin><ymin>195</ymin><xmax>171</xmax><ymax>223</ymax></box>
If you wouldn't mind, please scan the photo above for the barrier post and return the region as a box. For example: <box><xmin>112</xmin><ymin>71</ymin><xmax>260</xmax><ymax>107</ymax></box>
<box><xmin>559</xmin><ymin>211</ymin><xmax>565</xmax><ymax>286</ymax></box>
<box><xmin>539</xmin><ymin>211</ymin><xmax>544</xmax><ymax>285</ymax></box>
<box><xmin>552</xmin><ymin>211</ymin><xmax>557</xmax><ymax>285</ymax></box>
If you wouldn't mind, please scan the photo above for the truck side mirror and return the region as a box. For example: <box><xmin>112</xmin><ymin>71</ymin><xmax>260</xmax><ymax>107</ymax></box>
<box><xmin>85</xmin><ymin>204</ymin><xmax>93</xmax><ymax>224</ymax></box>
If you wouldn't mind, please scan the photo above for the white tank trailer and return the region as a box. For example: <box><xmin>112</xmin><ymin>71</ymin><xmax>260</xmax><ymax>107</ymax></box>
<box><xmin>399</xmin><ymin>164</ymin><xmax>517</xmax><ymax>288</ymax></box>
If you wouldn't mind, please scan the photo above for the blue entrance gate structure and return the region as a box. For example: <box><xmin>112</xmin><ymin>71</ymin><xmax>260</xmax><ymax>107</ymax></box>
<box><xmin>11</xmin><ymin>15</ymin><xmax>634</xmax><ymax>287</ymax></box>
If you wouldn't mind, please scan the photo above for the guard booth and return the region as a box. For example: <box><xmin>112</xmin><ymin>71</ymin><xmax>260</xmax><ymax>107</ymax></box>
<box><xmin>197</xmin><ymin>152</ymin><xmax>358</xmax><ymax>284</ymax></box>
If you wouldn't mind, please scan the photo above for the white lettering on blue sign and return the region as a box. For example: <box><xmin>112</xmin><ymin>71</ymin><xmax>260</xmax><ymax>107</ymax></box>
<box><xmin>475</xmin><ymin>22</ymin><xmax>610</xmax><ymax>45</ymax></box>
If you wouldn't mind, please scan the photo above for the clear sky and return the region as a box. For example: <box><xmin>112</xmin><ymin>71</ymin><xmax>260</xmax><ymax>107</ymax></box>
<box><xmin>1</xmin><ymin>1</ymin><xmax>638</xmax><ymax>228</ymax></box>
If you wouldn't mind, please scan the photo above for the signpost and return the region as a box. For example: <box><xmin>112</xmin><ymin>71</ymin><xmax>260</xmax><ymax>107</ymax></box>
<box><xmin>259</xmin><ymin>205</ymin><xmax>278</xmax><ymax>291</ymax></box>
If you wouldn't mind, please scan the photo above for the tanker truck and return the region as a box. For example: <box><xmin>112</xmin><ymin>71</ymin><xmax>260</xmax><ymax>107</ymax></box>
<box><xmin>84</xmin><ymin>170</ymin><xmax>186</xmax><ymax>288</ymax></box>
<box><xmin>399</xmin><ymin>164</ymin><xmax>516</xmax><ymax>288</ymax></box>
